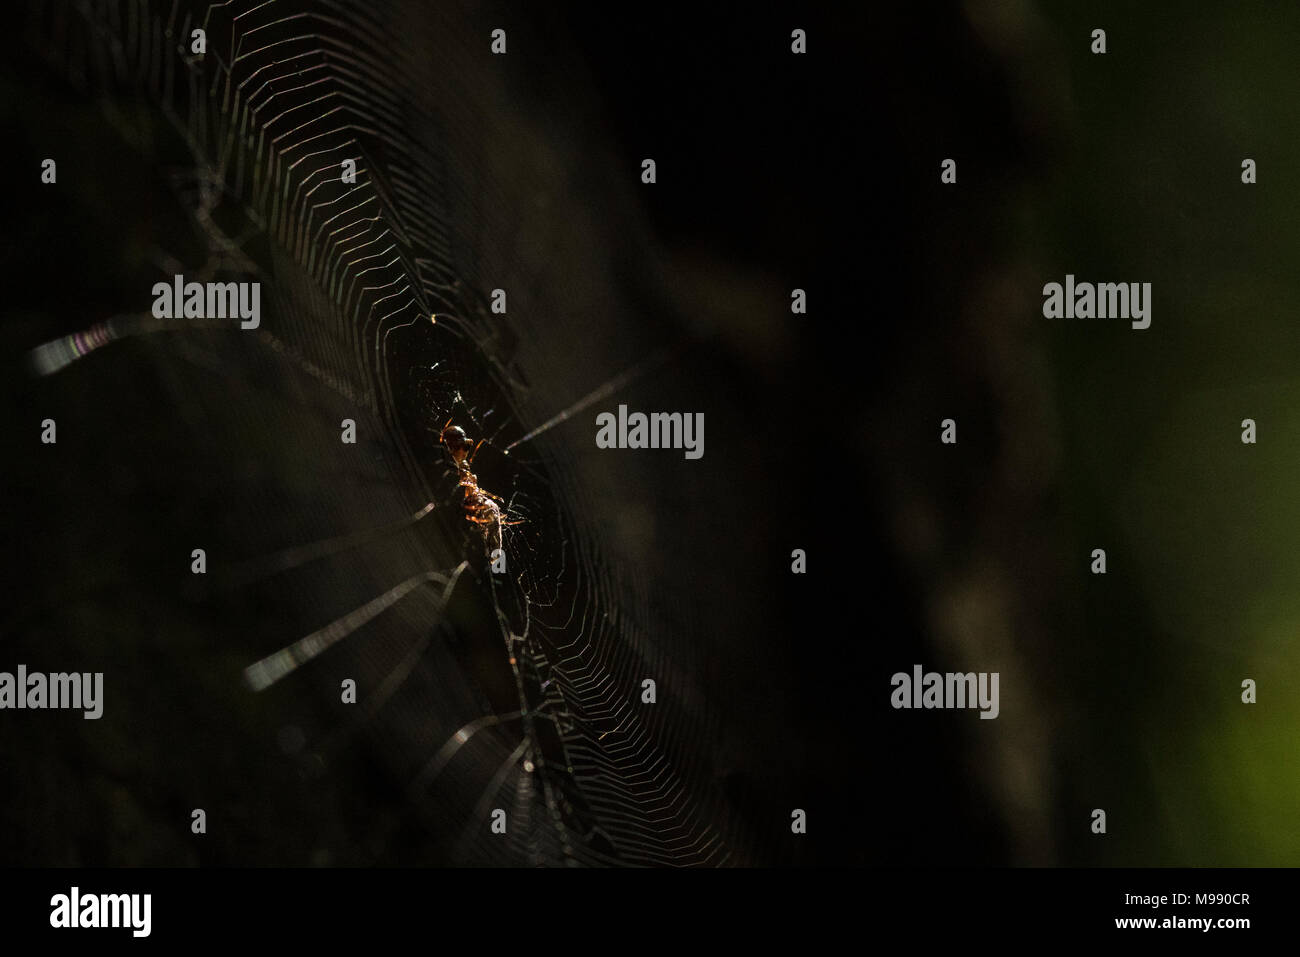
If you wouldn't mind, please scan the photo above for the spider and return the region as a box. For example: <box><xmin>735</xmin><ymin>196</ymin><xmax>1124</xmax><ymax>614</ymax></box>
<box><xmin>439</xmin><ymin>418</ymin><xmax>523</xmax><ymax>553</ymax></box>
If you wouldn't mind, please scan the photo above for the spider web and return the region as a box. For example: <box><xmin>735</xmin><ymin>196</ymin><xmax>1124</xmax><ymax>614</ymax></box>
<box><xmin>21</xmin><ymin>0</ymin><xmax>733</xmax><ymax>866</ymax></box>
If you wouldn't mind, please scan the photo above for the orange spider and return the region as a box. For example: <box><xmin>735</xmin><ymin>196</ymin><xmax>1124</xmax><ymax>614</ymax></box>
<box><xmin>439</xmin><ymin>419</ymin><xmax>522</xmax><ymax>552</ymax></box>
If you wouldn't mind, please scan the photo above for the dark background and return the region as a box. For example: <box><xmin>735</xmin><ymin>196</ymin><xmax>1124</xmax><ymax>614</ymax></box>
<box><xmin>1</xmin><ymin>1</ymin><xmax>1294</xmax><ymax>867</ymax></box>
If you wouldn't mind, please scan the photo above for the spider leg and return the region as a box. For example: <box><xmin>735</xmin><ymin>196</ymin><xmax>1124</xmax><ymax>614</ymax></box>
<box><xmin>468</xmin><ymin>438</ymin><xmax>487</xmax><ymax>465</ymax></box>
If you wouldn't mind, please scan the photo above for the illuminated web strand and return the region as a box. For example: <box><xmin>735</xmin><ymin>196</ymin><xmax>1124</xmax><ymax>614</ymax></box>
<box><xmin>409</xmin><ymin>710</ymin><xmax>524</xmax><ymax>794</ymax></box>
<box><xmin>27</xmin><ymin>315</ymin><xmax>184</xmax><ymax>376</ymax></box>
<box><xmin>501</xmin><ymin>346</ymin><xmax>674</xmax><ymax>453</ymax></box>
<box><xmin>27</xmin><ymin>320</ymin><xmax>121</xmax><ymax>376</ymax></box>
<box><xmin>243</xmin><ymin>561</ymin><xmax>467</xmax><ymax>692</ymax></box>
<box><xmin>26</xmin><ymin>314</ymin><xmax>255</xmax><ymax>377</ymax></box>
<box><xmin>222</xmin><ymin>502</ymin><xmax>435</xmax><ymax>588</ymax></box>
<box><xmin>32</xmin><ymin>0</ymin><xmax>730</xmax><ymax>866</ymax></box>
